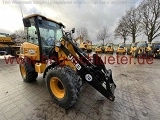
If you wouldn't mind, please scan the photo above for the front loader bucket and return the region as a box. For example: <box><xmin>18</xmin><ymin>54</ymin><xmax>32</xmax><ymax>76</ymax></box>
<box><xmin>91</xmin><ymin>54</ymin><xmax>116</xmax><ymax>101</ymax></box>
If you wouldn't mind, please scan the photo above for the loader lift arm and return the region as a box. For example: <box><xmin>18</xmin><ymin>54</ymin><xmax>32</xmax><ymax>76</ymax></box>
<box><xmin>60</xmin><ymin>31</ymin><xmax>116</xmax><ymax>101</ymax></box>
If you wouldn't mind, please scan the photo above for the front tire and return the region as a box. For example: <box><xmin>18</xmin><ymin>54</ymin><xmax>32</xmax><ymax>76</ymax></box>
<box><xmin>45</xmin><ymin>66</ymin><xmax>82</xmax><ymax>109</ymax></box>
<box><xmin>19</xmin><ymin>58</ymin><xmax>38</xmax><ymax>82</ymax></box>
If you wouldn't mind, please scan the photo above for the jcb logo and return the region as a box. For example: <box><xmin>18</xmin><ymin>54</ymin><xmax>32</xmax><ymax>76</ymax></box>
<box><xmin>68</xmin><ymin>54</ymin><xmax>81</xmax><ymax>70</ymax></box>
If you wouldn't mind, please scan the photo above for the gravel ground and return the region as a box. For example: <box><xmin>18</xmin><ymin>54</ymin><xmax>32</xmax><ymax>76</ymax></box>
<box><xmin>0</xmin><ymin>54</ymin><xmax>160</xmax><ymax>120</ymax></box>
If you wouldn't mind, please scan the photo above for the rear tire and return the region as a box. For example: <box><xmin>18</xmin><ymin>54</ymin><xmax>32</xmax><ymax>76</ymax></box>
<box><xmin>19</xmin><ymin>58</ymin><xmax>38</xmax><ymax>82</ymax></box>
<box><xmin>45</xmin><ymin>66</ymin><xmax>82</xmax><ymax>109</ymax></box>
<box><xmin>12</xmin><ymin>48</ymin><xmax>20</xmax><ymax>57</ymax></box>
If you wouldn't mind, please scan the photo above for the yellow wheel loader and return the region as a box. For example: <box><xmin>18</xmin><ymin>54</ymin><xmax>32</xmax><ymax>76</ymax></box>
<box><xmin>151</xmin><ymin>42</ymin><xmax>160</xmax><ymax>58</ymax></box>
<box><xmin>116</xmin><ymin>43</ymin><xmax>126</xmax><ymax>55</ymax></box>
<box><xmin>74</xmin><ymin>35</ymin><xmax>92</xmax><ymax>53</ymax></box>
<box><xmin>19</xmin><ymin>14</ymin><xmax>116</xmax><ymax>109</ymax></box>
<box><xmin>131</xmin><ymin>41</ymin><xmax>152</xmax><ymax>58</ymax></box>
<box><xmin>105</xmin><ymin>43</ymin><xmax>114</xmax><ymax>54</ymax></box>
<box><xmin>127</xmin><ymin>43</ymin><xmax>137</xmax><ymax>55</ymax></box>
<box><xmin>95</xmin><ymin>45</ymin><xmax>104</xmax><ymax>53</ymax></box>
<box><xmin>0</xmin><ymin>33</ymin><xmax>20</xmax><ymax>56</ymax></box>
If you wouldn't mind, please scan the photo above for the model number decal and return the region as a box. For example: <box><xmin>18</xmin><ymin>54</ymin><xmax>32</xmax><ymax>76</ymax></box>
<box><xmin>68</xmin><ymin>54</ymin><xmax>81</xmax><ymax>70</ymax></box>
<box><xmin>85</xmin><ymin>74</ymin><xmax>92</xmax><ymax>82</ymax></box>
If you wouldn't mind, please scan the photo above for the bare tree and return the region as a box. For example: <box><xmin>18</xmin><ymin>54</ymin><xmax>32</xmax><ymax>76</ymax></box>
<box><xmin>14</xmin><ymin>30</ymin><xmax>26</xmax><ymax>38</ymax></box>
<box><xmin>9</xmin><ymin>30</ymin><xmax>26</xmax><ymax>43</ymax></box>
<box><xmin>76</xmin><ymin>27</ymin><xmax>89</xmax><ymax>40</ymax></box>
<box><xmin>140</xmin><ymin>0</ymin><xmax>160</xmax><ymax>43</ymax></box>
<box><xmin>114</xmin><ymin>18</ymin><xmax>129</xmax><ymax>43</ymax></box>
<box><xmin>9</xmin><ymin>33</ymin><xmax>17</xmax><ymax>39</ymax></box>
<box><xmin>97</xmin><ymin>26</ymin><xmax>109</xmax><ymax>47</ymax></box>
<box><xmin>122</xmin><ymin>7</ymin><xmax>142</xmax><ymax>43</ymax></box>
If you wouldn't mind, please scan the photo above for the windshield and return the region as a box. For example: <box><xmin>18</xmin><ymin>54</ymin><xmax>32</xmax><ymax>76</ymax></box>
<box><xmin>96</xmin><ymin>45</ymin><xmax>101</xmax><ymax>48</ymax></box>
<box><xmin>137</xmin><ymin>42</ymin><xmax>147</xmax><ymax>48</ymax></box>
<box><xmin>131</xmin><ymin>43</ymin><xmax>136</xmax><ymax>47</ymax></box>
<box><xmin>119</xmin><ymin>43</ymin><xmax>125</xmax><ymax>47</ymax></box>
<box><xmin>107</xmin><ymin>43</ymin><xmax>113</xmax><ymax>47</ymax></box>
<box><xmin>39</xmin><ymin>20</ymin><xmax>63</xmax><ymax>46</ymax></box>
<box><xmin>155</xmin><ymin>43</ymin><xmax>160</xmax><ymax>48</ymax></box>
<box><xmin>0</xmin><ymin>33</ymin><xmax>9</xmax><ymax>37</ymax></box>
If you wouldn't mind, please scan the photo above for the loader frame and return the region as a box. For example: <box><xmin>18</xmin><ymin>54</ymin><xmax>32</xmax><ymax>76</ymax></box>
<box><xmin>21</xmin><ymin>14</ymin><xmax>116</xmax><ymax>102</ymax></box>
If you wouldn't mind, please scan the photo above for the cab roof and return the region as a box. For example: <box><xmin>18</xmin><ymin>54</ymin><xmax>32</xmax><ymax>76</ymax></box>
<box><xmin>24</xmin><ymin>14</ymin><xmax>65</xmax><ymax>27</ymax></box>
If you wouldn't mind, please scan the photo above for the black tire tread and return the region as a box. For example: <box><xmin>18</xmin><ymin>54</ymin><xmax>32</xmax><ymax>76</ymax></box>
<box><xmin>20</xmin><ymin>58</ymin><xmax>38</xmax><ymax>82</ymax></box>
<box><xmin>45</xmin><ymin>66</ymin><xmax>82</xmax><ymax>109</ymax></box>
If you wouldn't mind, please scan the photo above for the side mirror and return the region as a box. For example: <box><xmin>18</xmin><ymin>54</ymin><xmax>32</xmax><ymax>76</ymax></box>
<box><xmin>23</xmin><ymin>18</ymin><xmax>31</xmax><ymax>27</ymax></box>
<box><xmin>71</xmin><ymin>28</ymin><xmax>75</xmax><ymax>33</ymax></box>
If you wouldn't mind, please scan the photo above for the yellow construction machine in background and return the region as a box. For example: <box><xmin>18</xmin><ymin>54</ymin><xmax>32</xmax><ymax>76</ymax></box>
<box><xmin>0</xmin><ymin>33</ymin><xmax>20</xmax><ymax>56</ymax></box>
<box><xmin>74</xmin><ymin>35</ymin><xmax>92</xmax><ymax>53</ymax></box>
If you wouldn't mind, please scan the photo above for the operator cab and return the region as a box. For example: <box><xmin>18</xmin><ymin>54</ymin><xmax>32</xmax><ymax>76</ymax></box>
<box><xmin>23</xmin><ymin>14</ymin><xmax>65</xmax><ymax>60</ymax></box>
<box><xmin>155</xmin><ymin>43</ymin><xmax>160</xmax><ymax>48</ymax></box>
<box><xmin>137</xmin><ymin>41</ymin><xmax>148</xmax><ymax>48</ymax></box>
<box><xmin>106</xmin><ymin>43</ymin><xmax>113</xmax><ymax>47</ymax></box>
<box><xmin>118</xmin><ymin>43</ymin><xmax>125</xmax><ymax>48</ymax></box>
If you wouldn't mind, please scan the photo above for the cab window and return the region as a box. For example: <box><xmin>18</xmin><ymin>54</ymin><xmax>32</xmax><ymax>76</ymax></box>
<box><xmin>25</xmin><ymin>19</ymin><xmax>38</xmax><ymax>45</ymax></box>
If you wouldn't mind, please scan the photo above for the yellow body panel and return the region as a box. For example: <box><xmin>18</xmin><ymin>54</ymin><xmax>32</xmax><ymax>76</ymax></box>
<box><xmin>56</xmin><ymin>40</ymin><xmax>76</xmax><ymax>70</ymax></box>
<box><xmin>128</xmin><ymin>47</ymin><xmax>134</xmax><ymax>54</ymax></box>
<box><xmin>0</xmin><ymin>37</ymin><xmax>12</xmax><ymax>42</ymax></box>
<box><xmin>35</xmin><ymin>63</ymin><xmax>46</xmax><ymax>73</ymax></box>
<box><xmin>19</xmin><ymin>42</ymin><xmax>40</xmax><ymax>61</ymax></box>
<box><xmin>79</xmin><ymin>43</ymin><xmax>92</xmax><ymax>51</ymax></box>
<box><xmin>105</xmin><ymin>47</ymin><xmax>114</xmax><ymax>52</ymax></box>
<box><xmin>79</xmin><ymin>43</ymin><xmax>87</xmax><ymax>49</ymax></box>
<box><xmin>117</xmin><ymin>47</ymin><xmax>126</xmax><ymax>53</ymax></box>
<box><xmin>146</xmin><ymin>46</ymin><xmax>152</xmax><ymax>51</ymax></box>
<box><xmin>95</xmin><ymin>48</ymin><xmax>103</xmax><ymax>52</ymax></box>
<box><xmin>75</xmin><ymin>36</ymin><xmax>92</xmax><ymax>51</ymax></box>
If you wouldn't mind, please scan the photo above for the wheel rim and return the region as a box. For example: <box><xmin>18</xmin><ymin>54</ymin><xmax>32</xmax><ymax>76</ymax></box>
<box><xmin>20</xmin><ymin>64</ymin><xmax>26</xmax><ymax>78</ymax></box>
<box><xmin>50</xmin><ymin>77</ymin><xmax>65</xmax><ymax>99</ymax></box>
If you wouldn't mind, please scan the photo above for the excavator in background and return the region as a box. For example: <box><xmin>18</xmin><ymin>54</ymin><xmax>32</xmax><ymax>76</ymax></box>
<box><xmin>74</xmin><ymin>35</ymin><xmax>92</xmax><ymax>53</ymax></box>
<box><xmin>0</xmin><ymin>33</ymin><xmax>21</xmax><ymax>56</ymax></box>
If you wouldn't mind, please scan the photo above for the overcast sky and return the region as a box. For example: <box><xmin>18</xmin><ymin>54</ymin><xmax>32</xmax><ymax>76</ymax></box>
<box><xmin>0</xmin><ymin>0</ymin><xmax>150</xmax><ymax>44</ymax></box>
